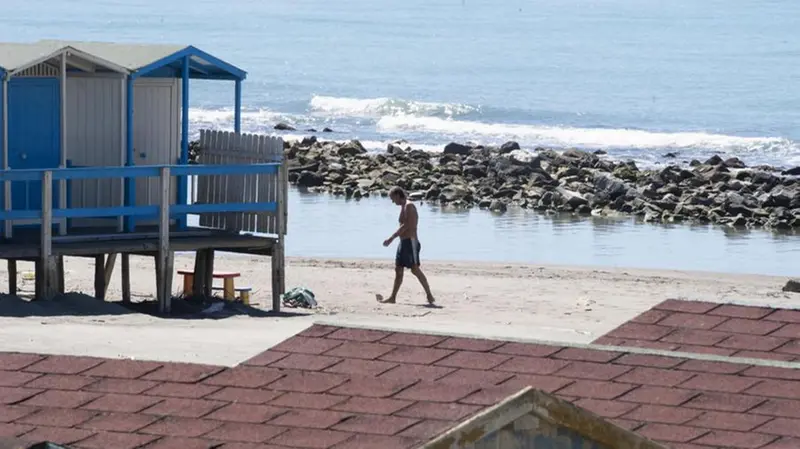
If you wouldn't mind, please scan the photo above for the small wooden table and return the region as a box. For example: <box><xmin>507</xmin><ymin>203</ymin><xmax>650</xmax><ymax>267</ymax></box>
<box><xmin>177</xmin><ymin>270</ymin><xmax>241</xmax><ymax>301</ymax></box>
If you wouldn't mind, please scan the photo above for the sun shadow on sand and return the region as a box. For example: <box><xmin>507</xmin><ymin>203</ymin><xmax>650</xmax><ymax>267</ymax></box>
<box><xmin>0</xmin><ymin>293</ymin><xmax>310</xmax><ymax>320</ymax></box>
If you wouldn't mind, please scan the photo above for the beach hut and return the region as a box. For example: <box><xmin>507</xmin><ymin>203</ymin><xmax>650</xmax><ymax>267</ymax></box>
<box><xmin>0</xmin><ymin>39</ymin><xmax>246</xmax><ymax>231</ymax></box>
<box><xmin>0</xmin><ymin>40</ymin><xmax>286</xmax><ymax>313</ymax></box>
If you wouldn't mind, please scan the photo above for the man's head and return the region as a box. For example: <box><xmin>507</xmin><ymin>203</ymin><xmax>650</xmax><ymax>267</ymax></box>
<box><xmin>388</xmin><ymin>186</ymin><xmax>406</xmax><ymax>205</ymax></box>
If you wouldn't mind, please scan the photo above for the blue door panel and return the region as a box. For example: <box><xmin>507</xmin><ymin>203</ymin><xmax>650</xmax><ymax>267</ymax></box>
<box><xmin>7</xmin><ymin>77</ymin><xmax>60</xmax><ymax>213</ymax></box>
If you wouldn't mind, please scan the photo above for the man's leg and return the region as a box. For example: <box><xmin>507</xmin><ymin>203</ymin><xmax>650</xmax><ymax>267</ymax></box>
<box><xmin>381</xmin><ymin>266</ymin><xmax>404</xmax><ymax>304</ymax></box>
<box><xmin>410</xmin><ymin>266</ymin><xmax>435</xmax><ymax>304</ymax></box>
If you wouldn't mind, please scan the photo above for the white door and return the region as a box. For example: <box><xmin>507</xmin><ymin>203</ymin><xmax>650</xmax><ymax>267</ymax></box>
<box><xmin>132</xmin><ymin>79</ymin><xmax>180</xmax><ymax>214</ymax></box>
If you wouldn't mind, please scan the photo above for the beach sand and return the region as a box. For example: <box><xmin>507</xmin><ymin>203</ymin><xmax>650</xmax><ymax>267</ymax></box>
<box><xmin>0</xmin><ymin>253</ymin><xmax>796</xmax><ymax>365</ymax></box>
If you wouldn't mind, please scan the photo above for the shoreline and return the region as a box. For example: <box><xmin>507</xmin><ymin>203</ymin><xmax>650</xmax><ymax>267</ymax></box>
<box><xmin>271</xmin><ymin>136</ymin><xmax>800</xmax><ymax>231</ymax></box>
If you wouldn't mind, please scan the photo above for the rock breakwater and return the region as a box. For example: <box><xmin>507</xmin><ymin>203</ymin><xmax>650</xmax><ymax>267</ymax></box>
<box><xmin>281</xmin><ymin>137</ymin><xmax>800</xmax><ymax>230</ymax></box>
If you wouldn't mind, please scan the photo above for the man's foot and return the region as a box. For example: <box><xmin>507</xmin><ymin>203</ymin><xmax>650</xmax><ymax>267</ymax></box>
<box><xmin>376</xmin><ymin>294</ymin><xmax>396</xmax><ymax>304</ymax></box>
<box><xmin>426</xmin><ymin>295</ymin><xmax>436</xmax><ymax>305</ymax></box>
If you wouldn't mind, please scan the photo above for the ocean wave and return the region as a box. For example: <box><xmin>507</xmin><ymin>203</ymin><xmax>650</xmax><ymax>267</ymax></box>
<box><xmin>376</xmin><ymin>114</ymin><xmax>799</xmax><ymax>156</ymax></box>
<box><xmin>309</xmin><ymin>95</ymin><xmax>477</xmax><ymax>118</ymax></box>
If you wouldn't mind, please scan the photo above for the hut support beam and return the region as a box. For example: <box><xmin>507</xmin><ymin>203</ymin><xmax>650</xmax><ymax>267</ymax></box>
<box><xmin>124</xmin><ymin>76</ymin><xmax>135</xmax><ymax>233</ymax></box>
<box><xmin>121</xmin><ymin>254</ymin><xmax>131</xmax><ymax>303</ymax></box>
<box><xmin>3</xmin><ymin>76</ymin><xmax>10</xmax><ymax>239</ymax></box>
<box><xmin>177</xmin><ymin>56</ymin><xmax>190</xmax><ymax>231</ymax></box>
<box><xmin>234</xmin><ymin>80</ymin><xmax>242</xmax><ymax>133</ymax></box>
<box><xmin>58</xmin><ymin>52</ymin><xmax>67</xmax><ymax>235</ymax></box>
<box><xmin>156</xmin><ymin>167</ymin><xmax>173</xmax><ymax>314</ymax></box>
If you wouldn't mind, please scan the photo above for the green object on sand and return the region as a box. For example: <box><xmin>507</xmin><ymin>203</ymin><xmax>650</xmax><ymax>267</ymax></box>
<box><xmin>281</xmin><ymin>287</ymin><xmax>318</xmax><ymax>309</ymax></box>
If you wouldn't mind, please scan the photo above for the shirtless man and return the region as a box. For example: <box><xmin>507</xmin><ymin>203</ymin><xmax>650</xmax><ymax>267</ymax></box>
<box><xmin>378</xmin><ymin>186</ymin><xmax>436</xmax><ymax>305</ymax></box>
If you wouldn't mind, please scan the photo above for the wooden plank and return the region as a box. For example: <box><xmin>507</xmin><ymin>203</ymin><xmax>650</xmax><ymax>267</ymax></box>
<box><xmin>157</xmin><ymin>167</ymin><xmax>171</xmax><ymax>314</ymax></box>
<box><xmin>94</xmin><ymin>254</ymin><xmax>106</xmax><ymax>301</ymax></box>
<box><xmin>57</xmin><ymin>256</ymin><xmax>65</xmax><ymax>294</ymax></box>
<box><xmin>121</xmin><ymin>254</ymin><xmax>131</xmax><ymax>303</ymax></box>
<box><xmin>8</xmin><ymin>260</ymin><xmax>17</xmax><ymax>296</ymax></box>
<box><xmin>40</xmin><ymin>170</ymin><xmax>56</xmax><ymax>300</ymax></box>
<box><xmin>204</xmin><ymin>249</ymin><xmax>215</xmax><ymax>297</ymax></box>
<box><xmin>192</xmin><ymin>250</ymin><xmax>206</xmax><ymax>297</ymax></box>
<box><xmin>103</xmin><ymin>253</ymin><xmax>117</xmax><ymax>296</ymax></box>
<box><xmin>164</xmin><ymin>250</ymin><xmax>174</xmax><ymax>311</ymax></box>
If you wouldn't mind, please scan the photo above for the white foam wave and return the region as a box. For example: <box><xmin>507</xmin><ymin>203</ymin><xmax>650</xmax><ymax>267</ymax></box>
<box><xmin>189</xmin><ymin>107</ymin><xmax>287</xmax><ymax>131</ymax></box>
<box><xmin>376</xmin><ymin>114</ymin><xmax>798</xmax><ymax>156</ymax></box>
<box><xmin>309</xmin><ymin>95</ymin><xmax>476</xmax><ymax>118</ymax></box>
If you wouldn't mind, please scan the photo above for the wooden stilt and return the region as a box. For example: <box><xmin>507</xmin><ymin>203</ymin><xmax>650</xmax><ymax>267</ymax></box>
<box><xmin>94</xmin><ymin>254</ymin><xmax>106</xmax><ymax>301</ymax></box>
<box><xmin>192</xmin><ymin>250</ymin><xmax>207</xmax><ymax>297</ymax></box>
<box><xmin>271</xmin><ymin>238</ymin><xmax>284</xmax><ymax>313</ymax></box>
<box><xmin>164</xmin><ymin>250</ymin><xmax>174</xmax><ymax>310</ymax></box>
<box><xmin>204</xmin><ymin>249</ymin><xmax>215</xmax><ymax>297</ymax></box>
<box><xmin>157</xmin><ymin>167</ymin><xmax>171</xmax><ymax>315</ymax></box>
<box><xmin>56</xmin><ymin>256</ymin><xmax>65</xmax><ymax>294</ymax></box>
<box><xmin>8</xmin><ymin>259</ymin><xmax>17</xmax><ymax>296</ymax></box>
<box><xmin>103</xmin><ymin>253</ymin><xmax>117</xmax><ymax>297</ymax></box>
<box><xmin>34</xmin><ymin>258</ymin><xmax>42</xmax><ymax>300</ymax></box>
<box><xmin>121</xmin><ymin>254</ymin><xmax>131</xmax><ymax>303</ymax></box>
<box><xmin>39</xmin><ymin>170</ymin><xmax>58</xmax><ymax>301</ymax></box>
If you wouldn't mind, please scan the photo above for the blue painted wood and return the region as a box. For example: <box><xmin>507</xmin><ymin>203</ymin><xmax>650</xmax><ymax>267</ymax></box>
<box><xmin>125</xmin><ymin>76</ymin><xmax>135</xmax><ymax>233</ymax></box>
<box><xmin>0</xmin><ymin>202</ymin><xmax>277</xmax><ymax>221</ymax></box>
<box><xmin>235</xmin><ymin>80</ymin><xmax>242</xmax><ymax>133</ymax></box>
<box><xmin>0</xmin><ymin>163</ymin><xmax>279</xmax><ymax>182</ymax></box>
<box><xmin>131</xmin><ymin>46</ymin><xmax>246</xmax><ymax>81</ymax></box>
<box><xmin>7</xmin><ymin>77</ymin><xmax>61</xmax><ymax>213</ymax></box>
<box><xmin>54</xmin><ymin>205</ymin><xmax>158</xmax><ymax>219</ymax></box>
<box><xmin>177</xmin><ymin>55</ymin><xmax>190</xmax><ymax>230</ymax></box>
<box><xmin>0</xmin><ymin>163</ymin><xmax>281</xmax><ymax>226</ymax></box>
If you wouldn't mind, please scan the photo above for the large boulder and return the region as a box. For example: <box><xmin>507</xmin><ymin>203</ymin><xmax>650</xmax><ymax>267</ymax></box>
<box><xmin>443</xmin><ymin>142</ymin><xmax>472</xmax><ymax>155</ymax></box>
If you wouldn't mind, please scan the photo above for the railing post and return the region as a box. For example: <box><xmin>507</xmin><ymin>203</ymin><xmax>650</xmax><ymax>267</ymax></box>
<box><xmin>272</xmin><ymin>161</ymin><xmax>287</xmax><ymax>313</ymax></box>
<box><xmin>39</xmin><ymin>170</ymin><xmax>56</xmax><ymax>300</ymax></box>
<box><xmin>157</xmin><ymin>166</ymin><xmax>173</xmax><ymax>315</ymax></box>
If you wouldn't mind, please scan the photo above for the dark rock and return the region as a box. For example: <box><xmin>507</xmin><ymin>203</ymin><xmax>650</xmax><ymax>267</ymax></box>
<box><xmin>338</xmin><ymin>140</ymin><xmax>367</xmax><ymax>156</ymax></box>
<box><xmin>594</xmin><ymin>150</ymin><xmax>608</xmax><ymax>155</ymax></box>
<box><xmin>323</xmin><ymin>127</ymin><xmax>334</xmax><ymax>133</ymax></box>
<box><xmin>724</xmin><ymin>157</ymin><xmax>746</xmax><ymax>169</ymax></box>
<box><xmin>704</xmin><ymin>155</ymin><xmax>724</xmax><ymax>166</ymax></box>
<box><xmin>782</xmin><ymin>166</ymin><xmax>800</xmax><ymax>176</ymax></box>
<box><xmin>301</xmin><ymin>136</ymin><xmax>318</xmax><ymax>147</ymax></box>
<box><xmin>489</xmin><ymin>200</ymin><xmax>507</xmax><ymax>213</ymax></box>
<box><xmin>274</xmin><ymin>122</ymin><xmax>296</xmax><ymax>131</ymax></box>
<box><xmin>443</xmin><ymin>142</ymin><xmax>472</xmax><ymax>155</ymax></box>
<box><xmin>663</xmin><ymin>152</ymin><xmax>678</xmax><ymax>158</ymax></box>
<box><xmin>297</xmin><ymin>171</ymin><xmax>324</xmax><ymax>187</ymax></box>
<box><xmin>783</xmin><ymin>279</ymin><xmax>800</xmax><ymax>293</ymax></box>
<box><xmin>499</xmin><ymin>141</ymin><xmax>521</xmax><ymax>153</ymax></box>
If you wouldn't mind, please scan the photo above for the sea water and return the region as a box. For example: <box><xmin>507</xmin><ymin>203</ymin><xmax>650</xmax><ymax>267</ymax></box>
<box><xmin>4</xmin><ymin>0</ymin><xmax>800</xmax><ymax>275</ymax></box>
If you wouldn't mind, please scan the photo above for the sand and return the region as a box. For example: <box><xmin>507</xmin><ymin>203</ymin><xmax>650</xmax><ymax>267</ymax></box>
<box><xmin>0</xmin><ymin>253</ymin><xmax>797</xmax><ymax>365</ymax></box>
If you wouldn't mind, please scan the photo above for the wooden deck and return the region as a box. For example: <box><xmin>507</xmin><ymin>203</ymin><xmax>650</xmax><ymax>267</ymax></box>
<box><xmin>0</xmin><ymin>225</ymin><xmax>277</xmax><ymax>259</ymax></box>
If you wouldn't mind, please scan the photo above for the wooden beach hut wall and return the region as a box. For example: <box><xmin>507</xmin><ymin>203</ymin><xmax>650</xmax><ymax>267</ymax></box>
<box><xmin>0</xmin><ymin>40</ymin><xmax>246</xmax><ymax>233</ymax></box>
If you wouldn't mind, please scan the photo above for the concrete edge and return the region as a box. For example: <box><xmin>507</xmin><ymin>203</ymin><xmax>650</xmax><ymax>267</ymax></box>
<box><xmin>418</xmin><ymin>387</ymin><xmax>667</xmax><ymax>449</ymax></box>
<box><xmin>313</xmin><ymin>318</ymin><xmax>800</xmax><ymax>370</ymax></box>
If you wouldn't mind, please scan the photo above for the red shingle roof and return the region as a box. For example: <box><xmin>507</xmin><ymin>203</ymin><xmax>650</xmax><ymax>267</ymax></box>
<box><xmin>0</xmin><ymin>315</ymin><xmax>798</xmax><ymax>449</ymax></box>
<box><xmin>595</xmin><ymin>299</ymin><xmax>800</xmax><ymax>361</ymax></box>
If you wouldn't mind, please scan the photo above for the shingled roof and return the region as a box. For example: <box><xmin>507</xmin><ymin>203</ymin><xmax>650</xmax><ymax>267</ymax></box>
<box><xmin>1</xmin><ymin>306</ymin><xmax>800</xmax><ymax>449</ymax></box>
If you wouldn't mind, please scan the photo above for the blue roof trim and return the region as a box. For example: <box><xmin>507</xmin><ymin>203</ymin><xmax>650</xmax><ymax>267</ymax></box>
<box><xmin>131</xmin><ymin>46</ymin><xmax>247</xmax><ymax>81</ymax></box>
